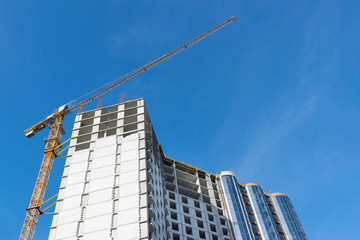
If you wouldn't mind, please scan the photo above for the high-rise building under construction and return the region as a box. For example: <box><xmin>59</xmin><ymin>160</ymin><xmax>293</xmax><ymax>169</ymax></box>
<box><xmin>49</xmin><ymin>98</ymin><xmax>307</xmax><ymax>240</ymax></box>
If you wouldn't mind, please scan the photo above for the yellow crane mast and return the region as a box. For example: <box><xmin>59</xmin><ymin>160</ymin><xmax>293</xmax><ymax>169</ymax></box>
<box><xmin>19</xmin><ymin>16</ymin><xmax>236</xmax><ymax>240</ymax></box>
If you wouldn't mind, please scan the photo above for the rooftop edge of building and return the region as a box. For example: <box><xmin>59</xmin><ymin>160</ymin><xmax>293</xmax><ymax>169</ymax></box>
<box><xmin>220</xmin><ymin>171</ymin><xmax>236</xmax><ymax>177</ymax></box>
<box><xmin>245</xmin><ymin>183</ymin><xmax>260</xmax><ymax>187</ymax></box>
<box><xmin>270</xmin><ymin>192</ymin><xmax>288</xmax><ymax>197</ymax></box>
<box><xmin>76</xmin><ymin>97</ymin><xmax>145</xmax><ymax>115</ymax></box>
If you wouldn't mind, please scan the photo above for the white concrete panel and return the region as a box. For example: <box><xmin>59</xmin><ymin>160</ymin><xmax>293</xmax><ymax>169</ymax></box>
<box><xmin>120</xmin><ymin>160</ymin><xmax>138</xmax><ymax>173</ymax></box>
<box><xmin>66</xmin><ymin>171</ymin><xmax>86</xmax><ymax>185</ymax></box>
<box><xmin>140</xmin><ymin>222</ymin><xmax>148</xmax><ymax>238</ymax></box>
<box><xmin>58</xmin><ymin>183</ymin><xmax>84</xmax><ymax>199</ymax></box>
<box><xmin>95</xmin><ymin>135</ymin><xmax>116</xmax><ymax>148</ymax></box>
<box><xmin>83</xmin><ymin>230</ymin><xmax>112</xmax><ymax>240</ymax></box>
<box><xmin>83</xmin><ymin>214</ymin><xmax>112</xmax><ymax>233</ymax></box>
<box><xmin>137</xmin><ymin>122</ymin><xmax>144</xmax><ymax>130</ymax></box>
<box><xmin>58</xmin><ymin>237</ymin><xmax>79</xmax><ymax>240</ymax></box>
<box><xmin>139</xmin><ymin>159</ymin><xmax>145</xmax><ymax>169</ymax></box>
<box><xmin>119</xmin><ymin>182</ymin><xmax>139</xmax><ymax>197</ymax></box>
<box><xmin>67</xmin><ymin>147</ymin><xmax>75</xmax><ymax>156</ymax></box>
<box><xmin>93</xmin><ymin>145</ymin><xmax>117</xmax><ymax>158</ymax></box>
<box><xmin>57</xmin><ymin>208</ymin><xmax>81</xmax><ymax>225</ymax></box>
<box><xmin>92</xmin><ymin>125</ymin><xmax>99</xmax><ymax>132</ymax></box>
<box><xmin>118</xmin><ymin>208</ymin><xmax>139</xmax><ymax>225</ymax></box>
<box><xmin>140</xmin><ymin>194</ymin><xmax>146</xmax><ymax>207</ymax></box>
<box><xmin>51</xmin><ymin>214</ymin><xmax>59</xmax><ymax>227</ymax></box>
<box><xmin>139</xmin><ymin>169</ymin><xmax>146</xmax><ymax>181</ymax></box>
<box><xmin>86</xmin><ymin>201</ymin><xmax>113</xmax><ymax>218</ymax></box>
<box><xmin>118</xmin><ymin>110</ymin><xmax>124</xmax><ymax>117</ymax></box>
<box><xmin>122</xmin><ymin>140</ymin><xmax>138</xmax><ymax>151</ymax></box>
<box><xmin>71</xmin><ymin>149</ymin><xmax>90</xmax><ymax>164</ymax></box>
<box><xmin>92</xmin><ymin>155</ymin><xmax>116</xmax><ymax>169</ymax></box>
<box><xmin>62</xmin><ymin>166</ymin><xmax>70</xmax><ymax>177</ymax></box>
<box><xmin>64</xmin><ymin>157</ymin><xmax>71</xmax><ymax>166</ymax></box>
<box><xmin>59</xmin><ymin>177</ymin><xmax>67</xmax><ymax>188</ymax></box>
<box><xmin>122</xmin><ymin>132</ymin><xmax>138</xmax><ymax>142</ymax></box>
<box><xmin>140</xmin><ymin>207</ymin><xmax>147</xmax><ymax>222</ymax></box>
<box><xmin>139</xmin><ymin>149</ymin><xmax>145</xmax><ymax>158</ymax></box>
<box><xmin>117</xmin><ymin>223</ymin><xmax>139</xmax><ymax>240</ymax></box>
<box><xmin>91</xmin><ymin>134</ymin><xmax>97</xmax><ymax>141</ymax></box>
<box><xmin>139</xmin><ymin>139</ymin><xmax>145</xmax><ymax>148</ymax></box>
<box><xmin>71</xmin><ymin>130</ymin><xmax>79</xmax><ymax>138</ymax></box>
<box><xmin>75</xmin><ymin>114</ymin><xmax>81</xmax><ymax>122</ymax></box>
<box><xmin>94</xmin><ymin>117</ymin><xmax>100</xmax><ymax>124</ymax></box>
<box><xmin>88</xmin><ymin>188</ymin><xmax>113</xmax><ymax>205</ymax></box>
<box><xmin>61</xmin><ymin>195</ymin><xmax>82</xmax><ymax>211</ymax></box>
<box><xmin>68</xmin><ymin>161</ymin><xmax>88</xmax><ymax>175</ymax></box>
<box><xmin>55</xmin><ymin>222</ymin><xmax>77</xmax><ymax>239</ymax></box>
<box><xmin>89</xmin><ymin>176</ymin><xmax>114</xmax><ymax>192</ymax></box>
<box><xmin>48</xmin><ymin>228</ymin><xmax>56</xmax><ymax>240</ymax></box>
<box><xmin>90</xmin><ymin>165</ymin><xmax>115</xmax><ymax>180</ymax></box>
<box><xmin>121</xmin><ymin>149</ymin><xmax>139</xmax><ymax>161</ymax></box>
<box><xmin>119</xmin><ymin>170</ymin><xmax>138</xmax><ymax>184</ymax></box>
<box><xmin>118</xmin><ymin>195</ymin><xmax>138</xmax><ymax>211</ymax></box>
<box><xmin>69</xmin><ymin>139</ymin><xmax>77</xmax><ymax>146</ymax></box>
<box><xmin>138</xmin><ymin>107</ymin><xmax>144</xmax><ymax>113</ymax></box>
<box><xmin>117</xmin><ymin>119</ymin><xmax>124</xmax><ymax>127</ymax></box>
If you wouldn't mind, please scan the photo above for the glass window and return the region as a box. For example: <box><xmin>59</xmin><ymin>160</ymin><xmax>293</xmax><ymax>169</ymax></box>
<box><xmin>252</xmin><ymin>223</ymin><xmax>258</xmax><ymax>231</ymax></box>
<box><xmin>172</xmin><ymin>223</ymin><xmax>179</xmax><ymax>231</ymax></box>
<box><xmin>184</xmin><ymin>216</ymin><xmax>191</xmax><ymax>224</ymax></box>
<box><xmin>199</xmin><ymin>231</ymin><xmax>206</xmax><ymax>239</ymax></box>
<box><xmin>246</xmin><ymin>204</ymin><xmax>252</xmax><ymax>211</ymax></box>
<box><xmin>248</xmin><ymin>213</ymin><xmax>255</xmax><ymax>221</ymax></box>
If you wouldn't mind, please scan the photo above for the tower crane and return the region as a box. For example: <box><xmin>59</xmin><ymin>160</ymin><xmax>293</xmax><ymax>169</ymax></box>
<box><xmin>19</xmin><ymin>16</ymin><xmax>236</xmax><ymax>240</ymax></box>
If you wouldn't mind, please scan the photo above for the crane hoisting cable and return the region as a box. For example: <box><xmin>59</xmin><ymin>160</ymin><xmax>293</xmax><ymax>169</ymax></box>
<box><xmin>19</xmin><ymin>16</ymin><xmax>236</xmax><ymax>240</ymax></box>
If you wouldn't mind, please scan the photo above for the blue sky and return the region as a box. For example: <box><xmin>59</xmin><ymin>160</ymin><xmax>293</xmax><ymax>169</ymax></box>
<box><xmin>1</xmin><ymin>1</ymin><xmax>359</xmax><ymax>239</ymax></box>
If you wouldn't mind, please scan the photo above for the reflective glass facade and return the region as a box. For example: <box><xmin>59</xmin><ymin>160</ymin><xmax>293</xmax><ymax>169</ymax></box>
<box><xmin>220</xmin><ymin>170</ymin><xmax>307</xmax><ymax>240</ymax></box>
<box><xmin>246</xmin><ymin>185</ymin><xmax>279</xmax><ymax>240</ymax></box>
<box><xmin>272</xmin><ymin>194</ymin><xmax>307</xmax><ymax>240</ymax></box>
<box><xmin>221</xmin><ymin>173</ymin><xmax>253</xmax><ymax>240</ymax></box>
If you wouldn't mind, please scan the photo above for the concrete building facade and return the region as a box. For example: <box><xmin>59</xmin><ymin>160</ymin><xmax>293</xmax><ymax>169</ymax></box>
<box><xmin>49</xmin><ymin>98</ymin><xmax>307</xmax><ymax>240</ymax></box>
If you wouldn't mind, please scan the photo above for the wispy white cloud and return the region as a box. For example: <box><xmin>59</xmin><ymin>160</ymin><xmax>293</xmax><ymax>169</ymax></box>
<box><xmin>234</xmin><ymin>1</ymin><xmax>340</xmax><ymax>181</ymax></box>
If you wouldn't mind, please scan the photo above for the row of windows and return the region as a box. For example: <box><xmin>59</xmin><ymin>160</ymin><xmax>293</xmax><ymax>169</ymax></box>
<box><xmin>170</xmin><ymin>217</ymin><xmax>229</xmax><ymax>239</ymax></box>
<box><xmin>79</xmin><ymin>101</ymin><xmax>139</xmax><ymax>121</ymax></box>
<box><xmin>168</xmin><ymin>192</ymin><xmax>224</xmax><ymax>216</ymax></box>
<box><xmin>168</xmin><ymin>206</ymin><xmax>226</xmax><ymax>225</ymax></box>
<box><xmin>172</xmin><ymin>232</ymin><xmax>230</xmax><ymax>240</ymax></box>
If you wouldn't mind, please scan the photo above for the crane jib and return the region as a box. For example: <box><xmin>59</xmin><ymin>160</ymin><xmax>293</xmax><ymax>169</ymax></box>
<box><xmin>23</xmin><ymin>16</ymin><xmax>236</xmax><ymax>139</ymax></box>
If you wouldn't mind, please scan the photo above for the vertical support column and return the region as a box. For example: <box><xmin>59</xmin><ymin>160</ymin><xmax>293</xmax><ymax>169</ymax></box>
<box><xmin>20</xmin><ymin>115</ymin><xmax>65</xmax><ymax>240</ymax></box>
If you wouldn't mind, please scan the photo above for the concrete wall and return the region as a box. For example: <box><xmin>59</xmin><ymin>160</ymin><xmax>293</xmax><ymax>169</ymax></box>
<box><xmin>49</xmin><ymin>99</ymin><xmax>149</xmax><ymax>240</ymax></box>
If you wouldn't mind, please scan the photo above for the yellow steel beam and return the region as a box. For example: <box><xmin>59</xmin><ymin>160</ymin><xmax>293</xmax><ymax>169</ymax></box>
<box><xmin>19</xmin><ymin>115</ymin><xmax>65</xmax><ymax>240</ymax></box>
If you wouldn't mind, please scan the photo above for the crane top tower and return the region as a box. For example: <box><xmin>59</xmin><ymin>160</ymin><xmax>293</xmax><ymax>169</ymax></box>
<box><xmin>19</xmin><ymin>16</ymin><xmax>236</xmax><ymax>240</ymax></box>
